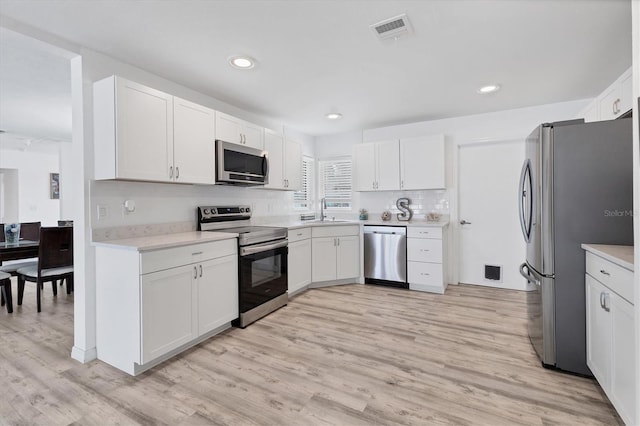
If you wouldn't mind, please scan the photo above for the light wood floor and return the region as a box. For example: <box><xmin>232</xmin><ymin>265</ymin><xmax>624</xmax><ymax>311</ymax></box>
<box><xmin>0</xmin><ymin>280</ymin><xmax>621</xmax><ymax>425</ymax></box>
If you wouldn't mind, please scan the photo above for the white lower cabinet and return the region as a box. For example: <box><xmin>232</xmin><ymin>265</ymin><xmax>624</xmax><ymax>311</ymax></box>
<box><xmin>288</xmin><ymin>228</ymin><xmax>312</xmax><ymax>294</ymax></box>
<box><xmin>141</xmin><ymin>265</ymin><xmax>197</xmax><ymax>364</ymax></box>
<box><xmin>96</xmin><ymin>238</ymin><xmax>238</xmax><ymax>375</ymax></box>
<box><xmin>197</xmin><ymin>255</ymin><xmax>239</xmax><ymax>335</ymax></box>
<box><xmin>311</xmin><ymin>225</ymin><xmax>360</xmax><ymax>283</ymax></box>
<box><xmin>407</xmin><ymin>226</ymin><xmax>447</xmax><ymax>294</ymax></box>
<box><xmin>585</xmin><ymin>252</ymin><xmax>635</xmax><ymax>425</ymax></box>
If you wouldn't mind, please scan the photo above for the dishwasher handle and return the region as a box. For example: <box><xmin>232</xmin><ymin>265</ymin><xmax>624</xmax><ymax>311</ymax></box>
<box><xmin>363</xmin><ymin>225</ymin><xmax>407</xmax><ymax>235</ymax></box>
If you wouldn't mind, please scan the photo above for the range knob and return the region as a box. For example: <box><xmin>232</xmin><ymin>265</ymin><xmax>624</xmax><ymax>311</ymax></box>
<box><xmin>239</xmin><ymin>207</ymin><xmax>245</xmax><ymax>213</ymax></box>
<box><xmin>203</xmin><ymin>208</ymin><xmax>210</xmax><ymax>215</ymax></box>
<box><xmin>211</xmin><ymin>208</ymin><xmax>217</xmax><ymax>215</ymax></box>
<box><xmin>246</xmin><ymin>207</ymin><xmax>251</xmax><ymax>213</ymax></box>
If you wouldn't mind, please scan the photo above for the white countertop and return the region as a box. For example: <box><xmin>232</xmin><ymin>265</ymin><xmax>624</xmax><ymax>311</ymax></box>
<box><xmin>92</xmin><ymin>231</ymin><xmax>238</xmax><ymax>252</ymax></box>
<box><xmin>268</xmin><ymin>219</ymin><xmax>449</xmax><ymax>230</ymax></box>
<box><xmin>582</xmin><ymin>244</ymin><xmax>634</xmax><ymax>271</ymax></box>
<box><xmin>359</xmin><ymin>219</ymin><xmax>449</xmax><ymax>228</ymax></box>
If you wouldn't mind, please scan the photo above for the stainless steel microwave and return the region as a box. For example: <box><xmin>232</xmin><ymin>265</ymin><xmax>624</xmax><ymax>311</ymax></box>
<box><xmin>216</xmin><ymin>140</ymin><xmax>268</xmax><ymax>185</ymax></box>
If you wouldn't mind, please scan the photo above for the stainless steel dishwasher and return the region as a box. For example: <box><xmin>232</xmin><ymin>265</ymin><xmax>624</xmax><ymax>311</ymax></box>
<box><xmin>363</xmin><ymin>225</ymin><xmax>408</xmax><ymax>288</ymax></box>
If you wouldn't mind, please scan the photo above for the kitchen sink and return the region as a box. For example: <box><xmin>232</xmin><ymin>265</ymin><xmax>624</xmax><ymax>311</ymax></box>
<box><xmin>302</xmin><ymin>219</ymin><xmax>352</xmax><ymax>224</ymax></box>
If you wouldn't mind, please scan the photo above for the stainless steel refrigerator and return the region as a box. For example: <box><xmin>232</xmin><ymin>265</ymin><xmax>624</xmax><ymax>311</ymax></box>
<box><xmin>518</xmin><ymin>118</ymin><xmax>633</xmax><ymax>376</ymax></box>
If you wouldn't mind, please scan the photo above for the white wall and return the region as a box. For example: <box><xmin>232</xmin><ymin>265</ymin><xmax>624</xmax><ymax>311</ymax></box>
<box><xmin>91</xmin><ymin>180</ymin><xmax>296</xmax><ymax>229</ymax></box>
<box><xmin>314</xmin><ymin>99</ymin><xmax>590</xmax><ymax>288</ymax></box>
<box><xmin>67</xmin><ymin>48</ymin><xmax>316</xmax><ymax>362</ymax></box>
<box><xmin>0</xmin><ymin>168</ymin><xmax>18</xmax><ymax>222</ymax></box>
<box><xmin>82</xmin><ymin>50</ymin><xmax>315</xmax><ymax>232</ymax></box>
<box><xmin>58</xmin><ymin>141</ymin><xmax>74</xmax><ymax>221</ymax></box>
<box><xmin>0</xmin><ymin>147</ymin><xmax>61</xmax><ymax>225</ymax></box>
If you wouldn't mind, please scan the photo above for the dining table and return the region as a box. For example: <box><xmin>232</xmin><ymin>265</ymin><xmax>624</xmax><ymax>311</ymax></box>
<box><xmin>0</xmin><ymin>240</ymin><xmax>39</xmax><ymax>263</ymax></box>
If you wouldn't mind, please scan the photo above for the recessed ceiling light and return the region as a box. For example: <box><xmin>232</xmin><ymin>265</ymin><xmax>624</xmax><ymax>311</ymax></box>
<box><xmin>477</xmin><ymin>84</ymin><xmax>501</xmax><ymax>94</ymax></box>
<box><xmin>228</xmin><ymin>55</ymin><xmax>256</xmax><ymax>70</ymax></box>
<box><xmin>325</xmin><ymin>112</ymin><xmax>343</xmax><ymax>120</ymax></box>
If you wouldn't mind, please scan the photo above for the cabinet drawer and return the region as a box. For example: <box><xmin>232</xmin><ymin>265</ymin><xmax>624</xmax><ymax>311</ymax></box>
<box><xmin>407</xmin><ymin>227</ymin><xmax>442</xmax><ymax>239</ymax></box>
<box><xmin>408</xmin><ymin>261</ymin><xmax>443</xmax><ymax>286</ymax></box>
<box><xmin>586</xmin><ymin>252</ymin><xmax>633</xmax><ymax>304</ymax></box>
<box><xmin>288</xmin><ymin>227</ymin><xmax>311</xmax><ymax>243</ymax></box>
<box><xmin>141</xmin><ymin>239</ymin><xmax>237</xmax><ymax>274</ymax></box>
<box><xmin>312</xmin><ymin>225</ymin><xmax>359</xmax><ymax>238</ymax></box>
<box><xmin>407</xmin><ymin>238</ymin><xmax>442</xmax><ymax>263</ymax></box>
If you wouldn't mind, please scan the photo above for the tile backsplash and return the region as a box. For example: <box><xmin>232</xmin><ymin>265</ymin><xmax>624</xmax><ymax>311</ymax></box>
<box><xmin>355</xmin><ymin>189</ymin><xmax>449</xmax><ymax>217</ymax></box>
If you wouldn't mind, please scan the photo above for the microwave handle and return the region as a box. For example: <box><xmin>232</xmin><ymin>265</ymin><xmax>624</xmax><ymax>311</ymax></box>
<box><xmin>262</xmin><ymin>154</ymin><xmax>269</xmax><ymax>179</ymax></box>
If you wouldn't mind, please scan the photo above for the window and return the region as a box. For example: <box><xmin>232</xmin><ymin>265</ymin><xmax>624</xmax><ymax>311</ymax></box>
<box><xmin>293</xmin><ymin>156</ymin><xmax>314</xmax><ymax>210</ymax></box>
<box><xmin>319</xmin><ymin>158</ymin><xmax>352</xmax><ymax>209</ymax></box>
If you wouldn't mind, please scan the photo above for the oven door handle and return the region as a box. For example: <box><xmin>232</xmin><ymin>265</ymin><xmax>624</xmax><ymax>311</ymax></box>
<box><xmin>240</xmin><ymin>239</ymin><xmax>288</xmax><ymax>256</ymax></box>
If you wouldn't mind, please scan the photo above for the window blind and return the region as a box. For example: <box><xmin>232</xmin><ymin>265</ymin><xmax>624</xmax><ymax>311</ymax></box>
<box><xmin>319</xmin><ymin>158</ymin><xmax>352</xmax><ymax>209</ymax></box>
<box><xmin>294</xmin><ymin>157</ymin><xmax>314</xmax><ymax>210</ymax></box>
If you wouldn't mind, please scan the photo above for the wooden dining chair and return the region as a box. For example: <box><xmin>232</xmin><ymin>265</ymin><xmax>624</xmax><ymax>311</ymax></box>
<box><xmin>17</xmin><ymin>227</ymin><xmax>74</xmax><ymax>312</ymax></box>
<box><xmin>0</xmin><ymin>222</ymin><xmax>41</xmax><ymax>307</ymax></box>
<box><xmin>0</xmin><ymin>271</ymin><xmax>12</xmax><ymax>313</ymax></box>
<box><xmin>20</xmin><ymin>222</ymin><xmax>41</xmax><ymax>241</ymax></box>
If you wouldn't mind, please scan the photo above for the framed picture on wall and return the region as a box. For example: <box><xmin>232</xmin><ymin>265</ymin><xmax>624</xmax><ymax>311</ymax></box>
<box><xmin>50</xmin><ymin>173</ymin><xmax>60</xmax><ymax>199</ymax></box>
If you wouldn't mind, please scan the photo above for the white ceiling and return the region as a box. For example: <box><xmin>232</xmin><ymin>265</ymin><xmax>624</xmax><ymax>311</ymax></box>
<box><xmin>0</xmin><ymin>27</ymin><xmax>72</xmax><ymax>145</ymax></box>
<box><xmin>0</xmin><ymin>0</ymin><xmax>632</xmax><ymax>137</ymax></box>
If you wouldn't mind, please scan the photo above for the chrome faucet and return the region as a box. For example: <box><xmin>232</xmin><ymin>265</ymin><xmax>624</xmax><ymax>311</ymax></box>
<box><xmin>320</xmin><ymin>198</ymin><xmax>327</xmax><ymax>221</ymax></box>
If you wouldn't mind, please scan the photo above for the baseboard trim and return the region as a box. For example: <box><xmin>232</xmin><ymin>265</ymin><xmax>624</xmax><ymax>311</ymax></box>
<box><xmin>409</xmin><ymin>282</ymin><xmax>448</xmax><ymax>294</ymax></box>
<box><xmin>71</xmin><ymin>345</ymin><xmax>97</xmax><ymax>363</ymax></box>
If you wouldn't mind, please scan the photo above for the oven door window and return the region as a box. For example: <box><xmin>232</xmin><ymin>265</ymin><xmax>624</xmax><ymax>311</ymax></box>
<box><xmin>239</xmin><ymin>246</ymin><xmax>288</xmax><ymax>313</ymax></box>
<box><xmin>251</xmin><ymin>255</ymin><xmax>281</xmax><ymax>287</ymax></box>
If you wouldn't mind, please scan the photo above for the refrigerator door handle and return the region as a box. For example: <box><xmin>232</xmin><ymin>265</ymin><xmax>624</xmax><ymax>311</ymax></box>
<box><xmin>518</xmin><ymin>159</ymin><xmax>533</xmax><ymax>243</ymax></box>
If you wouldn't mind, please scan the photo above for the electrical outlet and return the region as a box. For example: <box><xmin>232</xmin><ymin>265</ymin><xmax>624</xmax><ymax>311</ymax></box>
<box><xmin>97</xmin><ymin>205</ymin><xmax>108</xmax><ymax>220</ymax></box>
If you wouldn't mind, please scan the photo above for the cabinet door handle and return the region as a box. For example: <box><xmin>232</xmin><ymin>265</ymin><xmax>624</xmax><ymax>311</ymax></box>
<box><xmin>337</xmin><ymin>238</ymin><xmax>340</xmax><ymax>246</ymax></box>
<box><xmin>296</xmin><ymin>232</ymin><xmax>303</xmax><ymax>236</ymax></box>
<box><xmin>191</xmin><ymin>251</ymin><xmax>203</xmax><ymax>256</ymax></box>
<box><xmin>421</xmin><ymin>249</ymin><xmax>430</xmax><ymax>252</ymax></box>
<box><xmin>401</xmin><ymin>180</ymin><xmax>404</xmax><ymax>189</ymax></box>
<box><xmin>199</xmin><ymin>264</ymin><xmax>203</xmax><ymax>278</ymax></box>
<box><xmin>176</xmin><ymin>166</ymin><xmax>180</xmax><ymax>179</ymax></box>
<box><xmin>169</xmin><ymin>166</ymin><xmax>174</xmax><ymax>178</ymax></box>
<box><xmin>599</xmin><ymin>269</ymin><xmax>610</xmax><ymax>276</ymax></box>
<box><xmin>603</xmin><ymin>292</ymin><xmax>610</xmax><ymax>312</ymax></box>
<box><xmin>420</xmin><ymin>272</ymin><xmax>430</xmax><ymax>276</ymax></box>
<box><xmin>600</xmin><ymin>291</ymin><xmax>605</xmax><ymax>309</ymax></box>
<box><xmin>193</xmin><ymin>266</ymin><xmax>197</xmax><ymax>279</ymax></box>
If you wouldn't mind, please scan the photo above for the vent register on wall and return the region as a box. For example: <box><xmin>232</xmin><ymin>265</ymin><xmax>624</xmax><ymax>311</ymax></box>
<box><xmin>93</xmin><ymin>76</ymin><xmax>302</xmax><ymax>190</ymax></box>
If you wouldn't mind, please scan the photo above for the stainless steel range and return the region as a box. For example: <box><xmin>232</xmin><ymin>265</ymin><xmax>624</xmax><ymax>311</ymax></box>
<box><xmin>198</xmin><ymin>206</ymin><xmax>288</xmax><ymax>328</ymax></box>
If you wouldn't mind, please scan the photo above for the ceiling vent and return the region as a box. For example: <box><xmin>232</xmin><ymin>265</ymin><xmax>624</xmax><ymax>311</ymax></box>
<box><xmin>370</xmin><ymin>14</ymin><xmax>412</xmax><ymax>41</ymax></box>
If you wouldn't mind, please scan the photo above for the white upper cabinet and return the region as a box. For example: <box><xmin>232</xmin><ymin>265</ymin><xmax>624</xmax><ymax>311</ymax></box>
<box><xmin>264</xmin><ymin>129</ymin><xmax>284</xmax><ymax>189</ymax></box>
<box><xmin>263</xmin><ymin>129</ymin><xmax>302</xmax><ymax>190</ymax></box>
<box><xmin>353</xmin><ymin>140</ymin><xmax>400</xmax><ymax>191</ymax></box>
<box><xmin>173</xmin><ymin>97</ymin><xmax>216</xmax><ymax>184</ymax></box>
<box><xmin>582</xmin><ymin>67</ymin><xmax>632</xmax><ymax>122</ymax></box>
<box><xmin>284</xmin><ymin>138</ymin><xmax>303</xmax><ymax>190</ymax></box>
<box><xmin>215</xmin><ymin>111</ymin><xmax>264</xmax><ymax>150</ymax></box>
<box><xmin>353</xmin><ymin>143</ymin><xmax>376</xmax><ymax>191</ymax></box>
<box><xmin>93</xmin><ymin>76</ymin><xmax>216</xmax><ymax>185</ymax></box>
<box><xmin>400</xmin><ymin>135</ymin><xmax>445</xmax><ymax>190</ymax></box>
<box><xmin>95</xmin><ymin>76</ymin><xmax>174</xmax><ymax>182</ymax></box>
